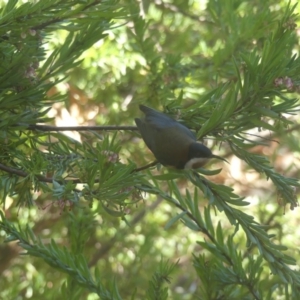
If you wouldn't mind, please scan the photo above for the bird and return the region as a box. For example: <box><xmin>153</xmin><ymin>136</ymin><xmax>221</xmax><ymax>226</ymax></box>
<box><xmin>135</xmin><ymin>105</ymin><xmax>227</xmax><ymax>169</ymax></box>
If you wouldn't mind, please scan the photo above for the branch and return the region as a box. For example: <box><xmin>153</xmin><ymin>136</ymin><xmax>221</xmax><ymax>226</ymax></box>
<box><xmin>133</xmin><ymin>161</ymin><xmax>158</xmax><ymax>172</ymax></box>
<box><xmin>26</xmin><ymin>124</ymin><xmax>138</xmax><ymax>131</ymax></box>
<box><xmin>0</xmin><ymin>163</ymin><xmax>80</xmax><ymax>184</ymax></box>
<box><xmin>31</xmin><ymin>0</ymin><xmax>102</xmax><ymax>31</ymax></box>
<box><xmin>0</xmin><ymin>159</ymin><xmax>157</xmax><ymax>186</ymax></box>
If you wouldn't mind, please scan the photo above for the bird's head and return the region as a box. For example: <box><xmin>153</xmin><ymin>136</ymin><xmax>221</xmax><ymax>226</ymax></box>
<box><xmin>184</xmin><ymin>142</ymin><xmax>227</xmax><ymax>169</ymax></box>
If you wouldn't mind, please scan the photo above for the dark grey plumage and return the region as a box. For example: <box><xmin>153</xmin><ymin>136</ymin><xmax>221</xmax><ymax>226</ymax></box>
<box><xmin>135</xmin><ymin>105</ymin><xmax>226</xmax><ymax>169</ymax></box>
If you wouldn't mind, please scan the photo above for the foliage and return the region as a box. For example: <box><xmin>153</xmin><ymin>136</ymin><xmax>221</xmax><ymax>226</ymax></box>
<box><xmin>0</xmin><ymin>0</ymin><xmax>300</xmax><ymax>299</ymax></box>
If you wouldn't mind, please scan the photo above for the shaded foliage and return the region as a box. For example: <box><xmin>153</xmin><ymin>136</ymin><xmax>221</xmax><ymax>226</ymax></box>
<box><xmin>0</xmin><ymin>0</ymin><xmax>300</xmax><ymax>299</ymax></box>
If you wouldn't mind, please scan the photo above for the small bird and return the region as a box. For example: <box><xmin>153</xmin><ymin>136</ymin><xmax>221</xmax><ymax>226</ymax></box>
<box><xmin>135</xmin><ymin>105</ymin><xmax>227</xmax><ymax>169</ymax></box>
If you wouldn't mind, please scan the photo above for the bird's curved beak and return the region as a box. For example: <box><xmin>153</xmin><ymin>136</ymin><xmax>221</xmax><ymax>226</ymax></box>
<box><xmin>211</xmin><ymin>154</ymin><xmax>229</xmax><ymax>164</ymax></box>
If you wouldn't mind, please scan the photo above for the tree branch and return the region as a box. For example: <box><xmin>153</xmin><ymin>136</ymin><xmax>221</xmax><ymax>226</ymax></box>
<box><xmin>26</xmin><ymin>124</ymin><xmax>138</xmax><ymax>131</ymax></box>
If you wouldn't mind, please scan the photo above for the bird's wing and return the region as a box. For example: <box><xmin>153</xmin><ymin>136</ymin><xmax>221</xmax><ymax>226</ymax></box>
<box><xmin>135</xmin><ymin>118</ymin><xmax>156</xmax><ymax>151</ymax></box>
<box><xmin>139</xmin><ymin>105</ymin><xmax>196</xmax><ymax>141</ymax></box>
<box><xmin>150</xmin><ymin>126</ymin><xmax>192</xmax><ymax>167</ymax></box>
<box><xmin>139</xmin><ymin>105</ymin><xmax>174</xmax><ymax>127</ymax></box>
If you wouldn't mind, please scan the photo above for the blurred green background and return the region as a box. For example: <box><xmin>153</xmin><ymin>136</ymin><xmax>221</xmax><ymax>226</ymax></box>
<box><xmin>0</xmin><ymin>0</ymin><xmax>300</xmax><ymax>299</ymax></box>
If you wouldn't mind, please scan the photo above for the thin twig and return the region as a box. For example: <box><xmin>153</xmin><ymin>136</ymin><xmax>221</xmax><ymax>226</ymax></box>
<box><xmin>132</xmin><ymin>161</ymin><xmax>158</xmax><ymax>172</ymax></box>
<box><xmin>0</xmin><ymin>163</ymin><xmax>81</xmax><ymax>184</ymax></box>
<box><xmin>26</xmin><ymin>124</ymin><xmax>138</xmax><ymax>131</ymax></box>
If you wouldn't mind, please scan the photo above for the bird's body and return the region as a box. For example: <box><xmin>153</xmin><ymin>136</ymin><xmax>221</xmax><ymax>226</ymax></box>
<box><xmin>135</xmin><ymin>105</ymin><xmax>226</xmax><ymax>169</ymax></box>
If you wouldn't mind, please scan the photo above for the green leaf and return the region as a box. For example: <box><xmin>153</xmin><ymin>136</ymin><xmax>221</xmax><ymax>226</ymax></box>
<box><xmin>164</xmin><ymin>211</ymin><xmax>187</xmax><ymax>230</ymax></box>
